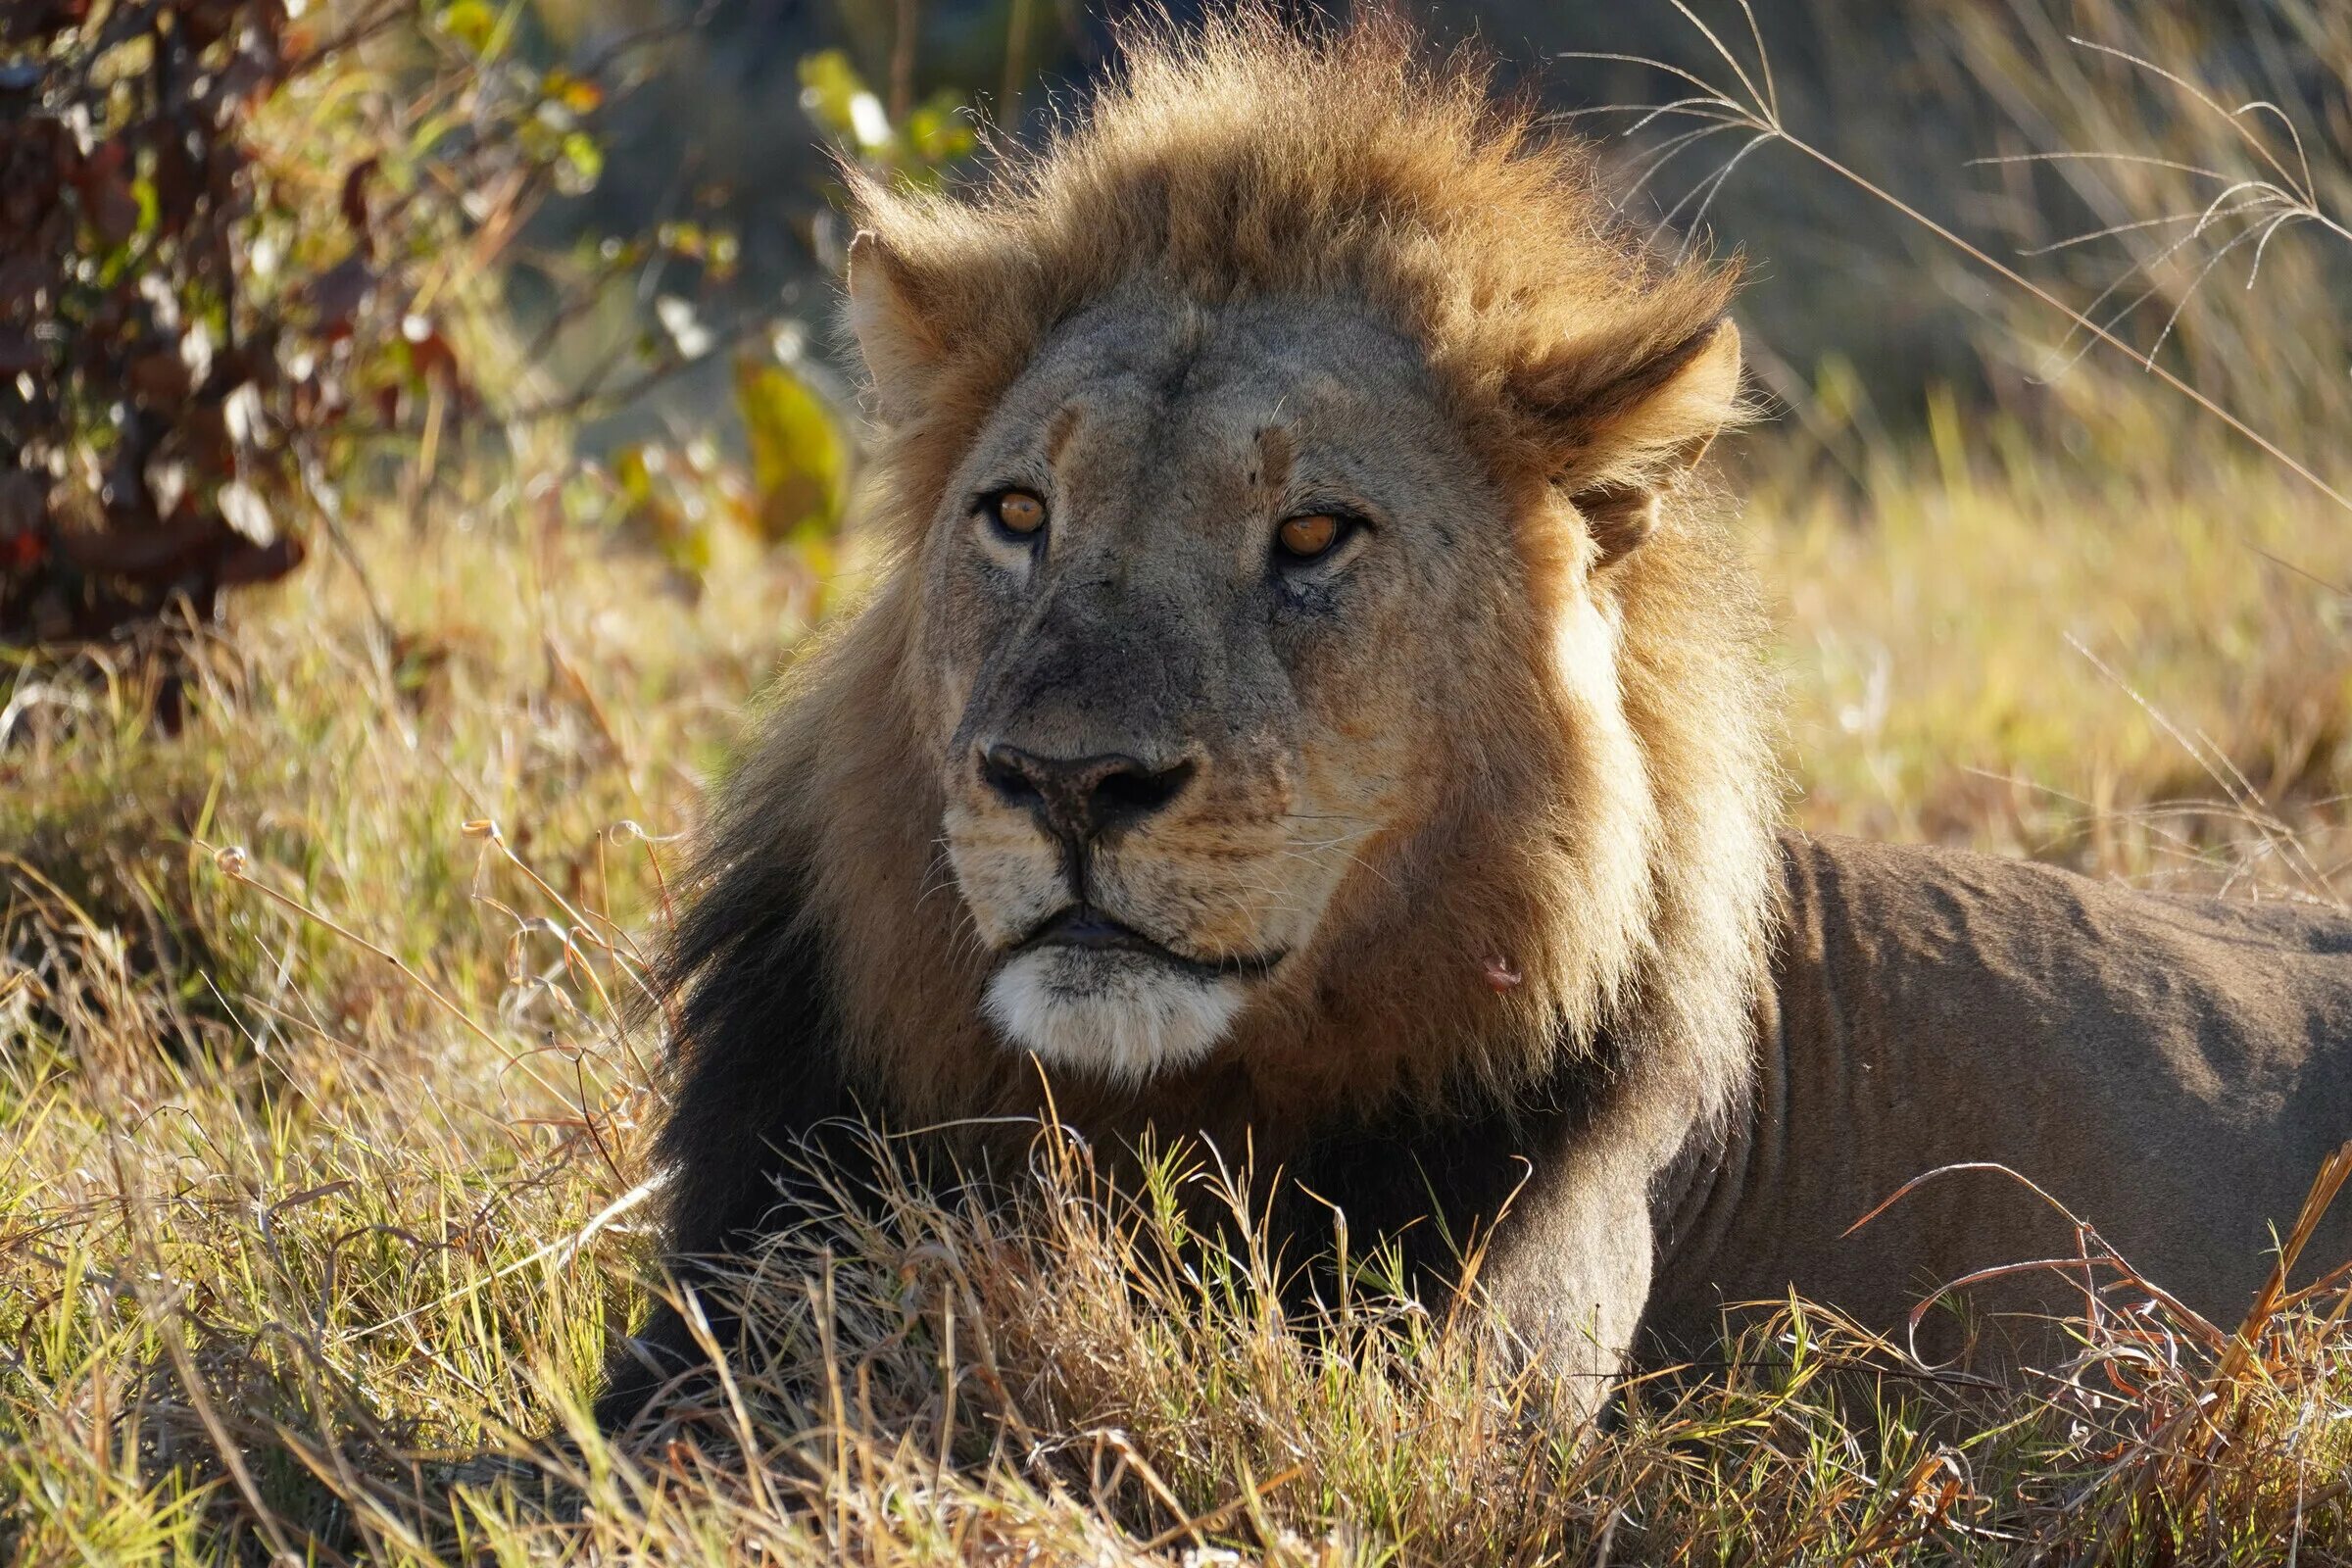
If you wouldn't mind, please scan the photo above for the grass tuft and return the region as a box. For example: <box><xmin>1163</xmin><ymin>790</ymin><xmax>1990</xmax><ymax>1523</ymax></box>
<box><xmin>2</xmin><ymin>487</ymin><xmax>2345</xmax><ymax>1562</ymax></box>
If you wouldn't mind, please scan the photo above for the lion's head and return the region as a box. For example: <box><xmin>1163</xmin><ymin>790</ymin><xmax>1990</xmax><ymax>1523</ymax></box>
<box><xmin>679</xmin><ymin>11</ymin><xmax>1782</xmax><ymax>1151</ymax></box>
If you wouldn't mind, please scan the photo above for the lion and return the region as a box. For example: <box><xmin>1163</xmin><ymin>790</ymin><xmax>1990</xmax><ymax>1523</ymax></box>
<box><xmin>596</xmin><ymin>11</ymin><xmax>2352</xmax><ymax>1432</ymax></box>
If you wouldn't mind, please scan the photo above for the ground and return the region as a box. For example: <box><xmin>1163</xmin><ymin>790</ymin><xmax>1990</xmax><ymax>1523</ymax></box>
<box><xmin>2</xmin><ymin>413</ymin><xmax>2347</xmax><ymax>1562</ymax></box>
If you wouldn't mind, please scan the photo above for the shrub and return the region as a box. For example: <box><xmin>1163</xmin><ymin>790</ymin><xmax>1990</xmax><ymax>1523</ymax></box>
<box><xmin>0</xmin><ymin>0</ymin><xmax>611</xmax><ymax>645</ymax></box>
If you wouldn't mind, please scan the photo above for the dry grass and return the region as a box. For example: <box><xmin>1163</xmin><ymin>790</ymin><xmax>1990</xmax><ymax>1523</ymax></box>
<box><xmin>3</xmin><ymin>437</ymin><xmax>2345</xmax><ymax>1564</ymax></box>
<box><xmin>5</xmin><ymin>3</ymin><xmax>2352</xmax><ymax>1563</ymax></box>
<box><xmin>1587</xmin><ymin>0</ymin><xmax>2352</xmax><ymax>894</ymax></box>
<box><xmin>1762</xmin><ymin>431</ymin><xmax>2352</xmax><ymax>887</ymax></box>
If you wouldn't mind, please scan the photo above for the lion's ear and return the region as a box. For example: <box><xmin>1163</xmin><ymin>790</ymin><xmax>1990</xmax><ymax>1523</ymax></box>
<box><xmin>846</xmin><ymin>228</ymin><xmax>947</xmax><ymax>421</ymax></box>
<box><xmin>1513</xmin><ymin>317</ymin><xmax>1744</xmax><ymax>565</ymax></box>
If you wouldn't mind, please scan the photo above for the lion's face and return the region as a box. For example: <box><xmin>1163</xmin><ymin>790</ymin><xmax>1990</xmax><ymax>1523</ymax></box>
<box><xmin>672</xmin><ymin>14</ymin><xmax>1774</xmax><ymax>1176</ymax></box>
<box><xmin>914</xmin><ymin>292</ymin><xmax>1507</xmax><ymax>1082</ymax></box>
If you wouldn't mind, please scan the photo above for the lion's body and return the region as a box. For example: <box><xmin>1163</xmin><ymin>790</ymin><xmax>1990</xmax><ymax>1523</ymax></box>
<box><xmin>1654</xmin><ymin>833</ymin><xmax>2352</xmax><ymax>1358</ymax></box>
<box><xmin>596</xmin><ymin>12</ymin><xmax>2352</xmax><ymax>1434</ymax></box>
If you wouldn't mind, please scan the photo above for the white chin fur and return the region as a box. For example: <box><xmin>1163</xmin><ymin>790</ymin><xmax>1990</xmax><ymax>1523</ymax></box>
<box><xmin>983</xmin><ymin>949</ymin><xmax>1245</xmax><ymax>1085</ymax></box>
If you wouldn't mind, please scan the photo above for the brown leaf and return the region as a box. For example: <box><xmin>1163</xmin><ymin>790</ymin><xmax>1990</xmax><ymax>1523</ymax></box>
<box><xmin>402</xmin><ymin>315</ymin><xmax>462</xmax><ymax>390</ymax></box>
<box><xmin>304</xmin><ymin>256</ymin><xmax>374</xmax><ymax>338</ymax></box>
<box><xmin>181</xmin><ymin>0</ymin><xmax>240</xmax><ymax>50</ymax></box>
<box><xmin>340</xmin><ymin>157</ymin><xmax>379</xmax><ymax>252</ymax></box>
<box><xmin>89</xmin><ymin>174</ymin><xmax>138</xmax><ymax>247</ymax></box>
<box><xmin>76</xmin><ymin>139</ymin><xmax>127</xmax><ymax>188</ymax></box>
<box><xmin>127</xmin><ymin>347</ymin><xmax>194</xmax><ymax>406</ymax></box>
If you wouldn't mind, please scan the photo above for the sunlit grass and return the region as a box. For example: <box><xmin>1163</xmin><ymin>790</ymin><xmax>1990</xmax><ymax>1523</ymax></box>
<box><xmin>2</xmin><ymin>438</ymin><xmax>2345</xmax><ymax>1561</ymax></box>
<box><xmin>1764</xmin><ymin>421</ymin><xmax>2350</xmax><ymax>886</ymax></box>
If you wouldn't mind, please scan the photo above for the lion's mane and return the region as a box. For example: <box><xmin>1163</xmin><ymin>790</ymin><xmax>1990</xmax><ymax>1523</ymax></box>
<box><xmin>645</xmin><ymin>6</ymin><xmax>1782</xmax><ymax>1339</ymax></box>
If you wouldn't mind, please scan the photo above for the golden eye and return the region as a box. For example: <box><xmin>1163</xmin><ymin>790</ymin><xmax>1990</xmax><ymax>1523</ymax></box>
<box><xmin>1276</xmin><ymin>512</ymin><xmax>1345</xmax><ymax>562</ymax></box>
<box><xmin>991</xmin><ymin>490</ymin><xmax>1047</xmax><ymax>536</ymax></box>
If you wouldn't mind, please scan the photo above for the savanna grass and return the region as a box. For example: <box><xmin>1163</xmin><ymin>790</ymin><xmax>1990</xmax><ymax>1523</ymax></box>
<box><xmin>3</xmin><ymin>436</ymin><xmax>2344</xmax><ymax>1563</ymax></box>
<box><xmin>4</xmin><ymin>3</ymin><xmax>2351</xmax><ymax>1562</ymax></box>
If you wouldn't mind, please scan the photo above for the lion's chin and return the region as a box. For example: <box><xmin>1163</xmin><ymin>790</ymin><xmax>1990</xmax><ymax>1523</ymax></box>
<box><xmin>982</xmin><ymin>947</ymin><xmax>1245</xmax><ymax>1086</ymax></box>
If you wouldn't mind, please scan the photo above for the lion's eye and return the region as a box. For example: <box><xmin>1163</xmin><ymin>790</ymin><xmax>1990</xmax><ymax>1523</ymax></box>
<box><xmin>988</xmin><ymin>489</ymin><xmax>1048</xmax><ymax>538</ymax></box>
<box><xmin>1274</xmin><ymin>512</ymin><xmax>1348</xmax><ymax>564</ymax></box>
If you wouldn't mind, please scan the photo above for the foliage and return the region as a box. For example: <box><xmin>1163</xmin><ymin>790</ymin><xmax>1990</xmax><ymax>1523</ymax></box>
<box><xmin>592</xmin><ymin>327</ymin><xmax>851</xmax><ymax>591</ymax></box>
<box><xmin>1</xmin><ymin>0</ymin><xmax>318</xmax><ymax>642</ymax></box>
<box><xmin>584</xmin><ymin>42</ymin><xmax>976</xmax><ymax>588</ymax></box>
<box><xmin>1943</xmin><ymin>0</ymin><xmax>2352</xmax><ymax>451</ymax></box>
<box><xmin>0</xmin><ymin>0</ymin><xmax>877</xmax><ymax>646</ymax></box>
<box><xmin>1592</xmin><ymin>0</ymin><xmax>2352</xmax><ymax>523</ymax></box>
<box><xmin>0</xmin><ymin>0</ymin><xmax>621</xmax><ymax>645</ymax></box>
<box><xmin>797</xmin><ymin>45</ymin><xmax>977</xmax><ymax>190</ymax></box>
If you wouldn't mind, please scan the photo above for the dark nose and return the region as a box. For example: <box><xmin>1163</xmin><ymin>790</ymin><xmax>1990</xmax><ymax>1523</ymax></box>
<box><xmin>980</xmin><ymin>744</ymin><xmax>1196</xmax><ymax>845</ymax></box>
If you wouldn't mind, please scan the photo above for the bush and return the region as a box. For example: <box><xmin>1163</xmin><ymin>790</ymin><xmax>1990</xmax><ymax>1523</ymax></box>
<box><xmin>0</xmin><ymin>0</ymin><xmax>613</xmax><ymax>645</ymax></box>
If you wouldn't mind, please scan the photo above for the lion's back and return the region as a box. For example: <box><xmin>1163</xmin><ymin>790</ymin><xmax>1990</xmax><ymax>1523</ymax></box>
<box><xmin>1658</xmin><ymin>832</ymin><xmax>2352</xmax><ymax>1357</ymax></box>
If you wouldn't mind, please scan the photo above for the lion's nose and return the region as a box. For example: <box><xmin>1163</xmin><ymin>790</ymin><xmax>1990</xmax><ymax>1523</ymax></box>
<box><xmin>979</xmin><ymin>743</ymin><xmax>1196</xmax><ymax>845</ymax></box>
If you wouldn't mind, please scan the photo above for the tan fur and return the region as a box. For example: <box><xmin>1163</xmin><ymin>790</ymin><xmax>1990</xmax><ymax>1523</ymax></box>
<box><xmin>1655</xmin><ymin>835</ymin><xmax>2352</xmax><ymax>1368</ymax></box>
<box><xmin>602</xmin><ymin>11</ymin><xmax>2350</xmax><ymax>1435</ymax></box>
<box><xmin>817</xmin><ymin>9</ymin><xmax>1777</xmax><ymax>1136</ymax></box>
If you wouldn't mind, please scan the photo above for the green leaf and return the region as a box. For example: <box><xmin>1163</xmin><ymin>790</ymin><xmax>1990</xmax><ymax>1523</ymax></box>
<box><xmin>612</xmin><ymin>444</ymin><xmax>655</xmax><ymax>510</ymax></box>
<box><xmin>437</xmin><ymin>0</ymin><xmax>496</xmax><ymax>54</ymax></box>
<box><xmin>733</xmin><ymin>354</ymin><xmax>847</xmax><ymax>545</ymax></box>
<box><xmin>906</xmin><ymin>92</ymin><xmax>977</xmax><ymax>168</ymax></box>
<box><xmin>796</xmin><ymin>50</ymin><xmax>875</xmax><ymax>144</ymax></box>
<box><xmin>660</xmin><ymin>519</ymin><xmax>714</xmax><ymax>577</ymax></box>
<box><xmin>559</xmin><ymin>131</ymin><xmax>603</xmax><ymax>195</ymax></box>
<box><xmin>129</xmin><ymin>174</ymin><xmax>161</xmax><ymax>239</ymax></box>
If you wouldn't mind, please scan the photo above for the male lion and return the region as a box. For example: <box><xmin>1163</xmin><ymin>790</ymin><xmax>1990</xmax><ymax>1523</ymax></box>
<box><xmin>598</xmin><ymin>12</ymin><xmax>2352</xmax><ymax>1431</ymax></box>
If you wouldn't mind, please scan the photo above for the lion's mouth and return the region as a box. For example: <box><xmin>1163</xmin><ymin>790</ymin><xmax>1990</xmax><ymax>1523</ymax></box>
<box><xmin>1007</xmin><ymin>905</ymin><xmax>1286</xmax><ymax>982</ymax></box>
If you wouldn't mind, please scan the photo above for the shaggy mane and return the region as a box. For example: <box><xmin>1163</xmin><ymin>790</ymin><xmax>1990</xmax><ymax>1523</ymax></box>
<box><xmin>604</xmin><ymin>10</ymin><xmax>1787</xmax><ymax>1430</ymax></box>
<box><xmin>653</xmin><ymin>0</ymin><xmax>1779</xmax><ymax>1293</ymax></box>
<box><xmin>850</xmin><ymin>7</ymin><xmax>1740</xmax><ymax>522</ymax></box>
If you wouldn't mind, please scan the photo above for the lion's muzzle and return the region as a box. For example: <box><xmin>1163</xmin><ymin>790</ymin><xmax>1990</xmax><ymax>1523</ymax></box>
<box><xmin>956</xmin><ymin>740</ymin><xmax>1286</xmax><ymax>1085</ymax></box>
<box><xmin>977</xmin><ymin>743</ymin><xmax>1199</xmax><ymax>849</ymax></box>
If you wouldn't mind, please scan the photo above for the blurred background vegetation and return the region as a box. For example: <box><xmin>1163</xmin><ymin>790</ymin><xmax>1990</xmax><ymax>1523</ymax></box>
<box><xmin>512</xmin><ymin>0</ymin><xmax>2352</xmax><ymax>438</ymax></box>
<box><xmin>9</xmin><ymin>0</ymin><xmax>2346</xmax><ymax>633</ymax></box>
